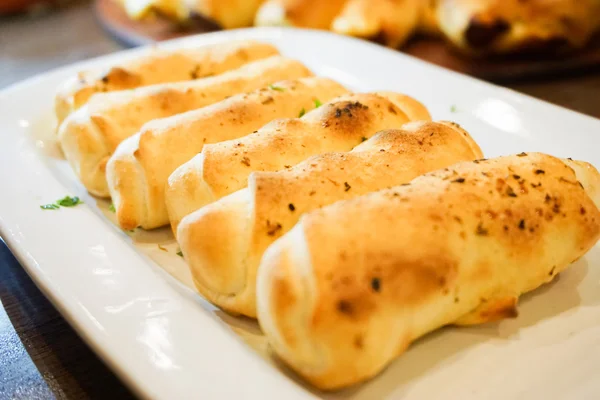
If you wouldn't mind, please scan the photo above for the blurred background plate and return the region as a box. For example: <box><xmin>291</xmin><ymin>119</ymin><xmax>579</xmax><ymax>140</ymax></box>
<box><xmin>95</xmin><ymin>0</ymin><xmax>600</xmax><ymax>82</ymax></box>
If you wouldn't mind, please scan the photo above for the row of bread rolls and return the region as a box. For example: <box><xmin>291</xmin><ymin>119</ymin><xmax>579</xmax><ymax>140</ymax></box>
<box><xmin>176</xmin><ymin>120</ymin><xmax>482</xmax><ymax>317</ymax></box>
<box><xmin>107</xmin><ymin>77</ymin><xmax>347</xmax><ymax>230</ymax></box>
<box><xmin>58</xmin><ymin>52</ymin><xmax>314</xmax><ymax>196</ymax></box>
<box><xmin>257</xmin><ymin>0</ymin><xmax>436</xmax><ymax>49</ymax></box>
<box><xmin>166</xmin><ymin>92</ymin><xmax>431</xmax><ymax>233</ymax></box>
<box><xmin>257</xmin><ymin>0</ymin><xmax>600</xmax><ymax>53</ymax></box>
<box><xmin>55</xmin><ymin>40</ymin><xmax>600</xmax><ymax>390</ymax></box>
<box><xmin>116</xmin><ymin>0</ymin><xmax>600</xmax><ymax>55</ymax></box>
<box><xmin>170</xmin><ymin>109</ymin><xmax>598</xmax><ymax>385</ymax></box>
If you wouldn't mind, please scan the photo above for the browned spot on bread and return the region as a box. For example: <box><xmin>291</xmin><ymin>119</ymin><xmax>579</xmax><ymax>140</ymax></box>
<box><xmin>337</xmin><ymin>300</ymin><xmax>353</xmax><ymax>315</ymax></box>
<box><xmin>353</xmin><ymin>334</ymin><xmax>364</xmax><ymax>349</ymax></box>
<box><xmin>371</xmin><ymin>277</ymin><xmax>381</xmax><ymax>292</ymax></box>
<box><xmin>266</xmin><ymin>220</ymin><xmax>282</xmax><ymax>236</ymax></box>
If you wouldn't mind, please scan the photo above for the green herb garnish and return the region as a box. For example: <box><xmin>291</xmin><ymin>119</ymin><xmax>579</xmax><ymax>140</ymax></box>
<box><xmin>269</xmin><ymin>84</ymin><xmax>285</xmax><ymax>92</ymax></box>
<box><xmin>298</xmin><ymin>108</ymin><xmax>306</xmax><ymax>118</ymax></box>
<box><xmin>56</xmin><ymin>196</ymin><xmax>82</xmax><ymax>207</ymax></box>
<box><xmin>314</xmin><ymin>99</ymin><xmax>322</xmax><ymax>108</ymax></box>
<box><xmin>108</xmin><ymin>203</ymin><xmax>116</xmax><ymax>212</ymax></box>
<box><xmin>40</xmin><ymin>195</ymin><xmax>83</xmax><ymax>210</ymax></box>
<box><xmin>450</xmin><ymin>105</ymin><xmax>458</xmax><ymax>113</ymax></box>
<box><xmin>176</xmin><ymin>250</ymin><xmax>183</xmax><ymax>257</ymax></box>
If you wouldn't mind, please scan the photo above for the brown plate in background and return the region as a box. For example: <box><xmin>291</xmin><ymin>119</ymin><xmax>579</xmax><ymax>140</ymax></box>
<box><xmin>95</xmin><ymin>0</ymin><xmax>600</xmax><ymax>82</ymax></box>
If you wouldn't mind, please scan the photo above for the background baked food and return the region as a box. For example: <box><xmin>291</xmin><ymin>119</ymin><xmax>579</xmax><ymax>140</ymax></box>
<box><xmin>112</xmin><ymin>0</ymin><xmax>600</xmax><ymax>56</ymax></box>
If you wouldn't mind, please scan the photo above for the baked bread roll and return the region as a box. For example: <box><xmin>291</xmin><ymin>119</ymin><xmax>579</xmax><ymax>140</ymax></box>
<box><xmin>257</xmin><ymin>152</ymin><xmax>600</xmax><ymax>389</ymax></box>
<box><xmin>255</xmin><ymin>0</ymin><xmax>437</xmax><ymax>47</ymax></box>
<box><xmin>255</xmin><ymin>0</ymin><xmax>348</xmax><ymax>29</ymax></box>
<box><xmin>166</xmin><ymin>92</ymin><xmax>430</xmax><ymax>234</ymax></box>
<box><xmin>177</xmin><ymin>121</ymin><xmax>482</xmax><ymax>317</ymax></box>
<box><xmin>58</xmin><ymin>56</ymin><xmax>312</xmax><ymax>197</ymax></box>
<box><xmin>55</xmin><ymin>41</ymin><xmax>278</xmax><ymax>125</ymax></box>
<box><xmin>437</xmin><ymin>0</ymin><xmax>600</xmax><ymax>55</ymax></box>
<box><xmin>332</xmin><ymin>0</ymin><xmax>423</xmax><ymax>48</ymax></box>
<box><xmin>107</xmin><ymin>77</ymin><xmax>347</xmax><ymax>230</ymax></box>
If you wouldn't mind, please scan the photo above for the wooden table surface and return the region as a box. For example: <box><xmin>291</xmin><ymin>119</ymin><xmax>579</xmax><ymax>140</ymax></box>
<box><xmin>0</xmin><ymin>2</ymin><xmax>599</xmax><ymax>399</ymax></box>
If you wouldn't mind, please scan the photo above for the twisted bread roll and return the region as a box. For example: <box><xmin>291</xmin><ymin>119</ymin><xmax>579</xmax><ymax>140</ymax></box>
<box><xmin>55</xmin><ymin>41</ymin><xmax>278</xmax><ymax>125</ymax></box>
<box><xmin>332</xmin><ymin>0</ymin><xmax>423</xmax><ymax>48</ymax></box>
<box><xmin>107</xmin><ymin>77</ymin><xmax>347</xmax><ymax>230</ymax></box>
<box><xmin>58</xmin><ymin>56</ymin><xmax>311</xmax><ymax>197</ymax></box>
<box><xmin>255</xmin><ymin>0</ymin><xmax>436</xmax><ymax>47</ymax></box>
<box><xmin>178</xmin><ymin>121</ymin><xmax>482</xmax><ymax>317</ymax></box>
<box><xmin>257</xmin><ymin>153</ymin><xmax>600</xmax><ymax>390</ymax></box>
<box><xmin>166</xmin><ymin>92</ymin><xmax>430</xmax><ymax>234</ymax></box>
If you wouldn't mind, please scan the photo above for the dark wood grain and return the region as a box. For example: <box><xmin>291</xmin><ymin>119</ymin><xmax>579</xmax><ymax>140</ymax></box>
<box><xmin>1</xmin><ymin>2</ymin><xmax>599</xmax><ymax>400</ymax></box>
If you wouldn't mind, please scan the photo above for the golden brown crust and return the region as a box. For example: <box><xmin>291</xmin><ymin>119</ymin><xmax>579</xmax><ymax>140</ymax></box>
<box><xmin>332</xmin><ymin>0</ymin><xmax>423</xmax><ymax>48</ymax></box>
<box><xmin>55</xmin><ymin>41</ymin><xmax>278</xmax><ymax>125</ymax></box>
<box><xmin>58</xmin><ymin>56</ymin><xmax>312</xmax><ymax>197</ymax></box>
<box><xmin>256</xmin><ymin>0</ymin><xmax>437</xmax><ymax>47</ymax></box>
<box><xmin>185</xmin><ymin>92</ymin><xmax>429</xmax><ymax>211</ymax></box>
<box><xmin>454</xmin><ymin>295</ymin><xmax>518</xmax><ymax>325</ymax></box>
<box><xmin>107</xmin><ymin>77</ymin><xmax>347</xmax><ymax>230</ymax></box>
<box><xmin>257</xmin><ymin>153</ymin><xmax>600</xmax><ymax>389</ymax></box>
<box><xmin>178</xmin><ymin>121</ymin><xmax>486</xmax><ymax>317</ymax></box>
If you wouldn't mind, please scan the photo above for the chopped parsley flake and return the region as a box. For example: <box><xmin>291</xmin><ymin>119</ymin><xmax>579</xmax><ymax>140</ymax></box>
<box><xmin>108</xmin><ymin>203</ymin><xmax>116</xmax><ymax>212</ymax></box>
<box><xmin>299</xmin><ymin>108</ymin><xmax>306</xmax><ymax>118</ymax></box>
<box><xmin>57</xmin><ymin>196</ymin><xmax>82</xmax><ymax>207</ymax></box>
<box><xmin>269</xmin><ymin>84</ymin><xmax>285</xmax><ymax>92</ymax></box>
<box><xmin>176</xmin><ymin>250</ymin><xmax>183</xmax><ymax>257</ymax></box>
<box><xmin>450</xmin><ymin>105</ymin><xmax>458</xmax><ymax>113</ymax></box>
<box><xmin>40</xmin><ymin>195</ymin><xmax>83</xmax><ymax>210</ymax></box>
<box><xmin>314</xmin><ymin>99</ymin><xmax>322</xmax><ymax>108</ymax></box>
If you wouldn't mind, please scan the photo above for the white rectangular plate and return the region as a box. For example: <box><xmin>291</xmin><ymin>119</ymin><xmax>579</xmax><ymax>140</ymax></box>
<box><xmin>0</xmin><ymin>28</ymin><xmax>599</xmax><ymax>400</ymax></box>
